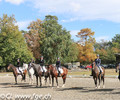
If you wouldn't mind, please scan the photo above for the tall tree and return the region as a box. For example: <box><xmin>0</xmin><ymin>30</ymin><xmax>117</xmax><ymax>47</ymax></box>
<box><xmin>76</xmin><ymin>28</ymin><xmax>96</xmax><ymax>63</ymax></box>
<box><xmin>0</xmin><ymin>14</ymin><xmax>33</xmax><ymax>67</ymax></box>
<box><xmin>41</xmin><ymin>15</ymin><xmax>77</xmax><ymax>64</ymax></box>
<box><xmin>24</xmin><ymin>19</ymin><xmax>45</xmax><ymax>60</ymax></box>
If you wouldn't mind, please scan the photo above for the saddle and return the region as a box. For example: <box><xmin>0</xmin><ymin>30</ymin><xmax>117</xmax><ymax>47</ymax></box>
<box><xmin>16</xmin><ymin>67</ymin><xmax>24</xmax><ymax>74</ymax></box>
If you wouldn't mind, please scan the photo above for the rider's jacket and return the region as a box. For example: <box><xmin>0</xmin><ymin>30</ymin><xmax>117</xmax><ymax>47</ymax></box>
<box><xmin>95</xmin><ymin>58</ymin><xmax>101</xmax><ymax>67</ymax></box>
<box><xmin>56</xmin><ymin>61</ymin><xmax>61</xmax><ymax>68</ymax></box>
<box><xmin>17</xmin><ymin>61</ymin><xmax>21</xmax><ymax>67</ymax></box>
<box><xmin>39</xmin><ymin>59</ymin><xmax>44</xmax><ymax>66</ymax></box>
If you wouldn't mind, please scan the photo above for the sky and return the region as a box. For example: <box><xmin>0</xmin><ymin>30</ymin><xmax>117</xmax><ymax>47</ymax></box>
<box><xmin>0</xmin><ymin>0</ymin><xmax>120</xmax><ymax>42</ymax></box>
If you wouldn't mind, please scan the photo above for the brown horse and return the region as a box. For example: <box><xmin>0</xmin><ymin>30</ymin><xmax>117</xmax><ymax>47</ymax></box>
<box><xmin>92</xmin><ymin>62</ymin><xmax>105</xmax><ymax>88</ymax></box>
<box><xmin>49</xmin><ymin>65</ymin><xmax>68</xmax><ymax>88</ymax></box>
<box><xmin>116</xmin><ymin>63</ymin><xmax>120</xmax><ymax>81</ymax></box>
<box><xmin>7</xmin><ymin>64</ymin><xmax>27</xmax><ymax>84</ymax></box>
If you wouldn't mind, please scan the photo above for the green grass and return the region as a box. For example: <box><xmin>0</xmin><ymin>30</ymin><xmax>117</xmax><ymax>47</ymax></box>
<box><xmin>68</xmin><ymin>69</ymin><xmax>118</xmax><ymax>76</ymax></box>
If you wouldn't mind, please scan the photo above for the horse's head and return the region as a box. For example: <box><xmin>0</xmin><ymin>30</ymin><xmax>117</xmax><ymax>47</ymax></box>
<box><xmin>7</xmin><ymin>64</ymin><xmax>13</xmax><ymax>70</ymax></box>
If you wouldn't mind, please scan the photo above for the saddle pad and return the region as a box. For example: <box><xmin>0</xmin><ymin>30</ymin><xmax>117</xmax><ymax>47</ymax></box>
<box><xmin>58</xmin><ymin>68</ymin><xmax>63</xmax><ymax>73</ymax></box>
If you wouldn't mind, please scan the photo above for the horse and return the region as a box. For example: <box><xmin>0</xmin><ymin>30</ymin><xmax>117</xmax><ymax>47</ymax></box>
<box><xmin>23</xmin><ymin>63</ymin><xmax>35</xmax><ymax>85</ymax></box>
<box><xmin>92</xmin><ymin>62</ymin><xmax>105</xmax><ymax>88</ymax></box>
<box><xmin>116</xmin><ymin>63</ymin><xmax>120</xmax><ymax>81</ymax></box>
<box><xmin>48</xmin><ymin>65</ymin><xmax>68</xmax><ymax>88</ymax></box>
<box><xmin>7</xmin><ymin>64</ymin><xmax>27</xmax><ymax>84</ymax></box>
<box><xmin>30</xmin><ymin>63</ymin><xmax>51</xmax><ymax>87</ymax></box>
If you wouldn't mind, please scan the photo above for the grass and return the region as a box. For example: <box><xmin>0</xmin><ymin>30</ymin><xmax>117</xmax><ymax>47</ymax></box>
<box><xmin>68</xmin><ymin>69</ymin><xmax>118</xmax><ymax>76</ymax></box>
<box><xmin>0</xmin><ymin>69</ymin><xmax>118</xmax><ymax>76</ymax></box>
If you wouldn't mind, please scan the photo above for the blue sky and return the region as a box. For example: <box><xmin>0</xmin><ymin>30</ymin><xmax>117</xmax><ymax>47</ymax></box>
<box><xmin>0</xmin><ymin>0</ymin><xmax>120</xmax><ymax>42</ymax></box>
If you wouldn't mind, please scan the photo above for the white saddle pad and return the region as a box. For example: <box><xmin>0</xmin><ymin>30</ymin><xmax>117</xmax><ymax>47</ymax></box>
<box><xmin>16</xmin><ymin>67</ymin><xmax>23</xmax><ymax>73</ymax></box>
<box><xmin>41</xmin><ymin>66</ymin><xmax>47</xmax><ymax>72</ymax></box>
<box><xmin>58</xmin><ymin>67</ymin><xmax>63</xmax><ymax>74</ymax></box>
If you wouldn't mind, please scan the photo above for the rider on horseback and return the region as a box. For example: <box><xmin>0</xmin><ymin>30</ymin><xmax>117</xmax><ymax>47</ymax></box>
<box><xmin>56</xmin><ymin>57</ymin><xmax>61</xmax><ymax>76</ymax></box>
<box><xmin>39</xmin><ymin>56</ymin><xmax>46</xmax><ymax>75</ymax></box>
<box><xmin>95</xmin><ymin>54</ymin><xmax>103</xmax><ymax>75</ymax></box>
<box><xmin>90</xmin><ymin>54</ymin><xmax>103</xmax><ymax>76</ymax></box>
<box><xmin>17</xmin><ymin>58</ymin><xmax>23</xmax><ymax>77</ymax></box>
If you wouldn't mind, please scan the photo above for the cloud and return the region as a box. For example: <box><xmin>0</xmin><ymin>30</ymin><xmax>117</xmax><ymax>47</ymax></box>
<box><xmin>16</xmin><ymin>20</ymin><xmax>31</xmax><ymax>30</ymax></box>
<box><xmin>0</xmin><ymin>0</ymin><xmax>2</xmax><ymax>2</ymax></box>
<box><xmin>95</xmin><ymin>36</ymin><xmax>110</xmax><ymax>42</ymax></box>
<box><xmin>31</xmin><ymin>0</ymin><xmax>120</xmax><ymax>23</ymax></box>
<box><xmin>5</xmin><ymin>0</ymin><xmax>25</xmax><ymax>5</ymax></box>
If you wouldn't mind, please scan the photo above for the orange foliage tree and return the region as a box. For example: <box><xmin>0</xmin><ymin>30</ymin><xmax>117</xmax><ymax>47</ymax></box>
<box><xmin>76</xmin><ymin>28</ymin><xmax>96</xmax><ymax>63</ymax></box>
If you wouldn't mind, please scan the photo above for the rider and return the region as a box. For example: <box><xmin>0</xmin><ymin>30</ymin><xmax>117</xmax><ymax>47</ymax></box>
<box><xmin>56</xmin><ymin>57</ymin><xmax>61</xmax><ymax>76</ymax></box>
<box><xmin>90</xmin><ymin>54</ymin><xmax>103</xmax><ymax>76</ymax></box>
<box><xmin>95</xmin><ymin>54</ymin><xmax>103</xmax><ymax>75</ymax></box>
<box><xmin>39</xmin><ymin>56</ymin><xmax>46</xmax><ymax>75</ymax></box>
<box><xmin>16</xmin><ymin>58</ymin><xmax>23</xmax><ymax>76</ymax></box>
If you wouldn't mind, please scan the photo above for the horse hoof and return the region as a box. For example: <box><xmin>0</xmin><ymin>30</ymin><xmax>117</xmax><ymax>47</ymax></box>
<box><xmin>103</xmin><ymin>85</ymin><xmax>105</xmax><ymax>88</ymax></box>
<box><xmin>98</xmin><ymin>86</ymin><xmax>100</xmax><ymax>89</ymax></box>
<box><xmin>36</xmin><ymin>85</ymin><xmax>38</xmax><ymax>87</ymax></box>
<box><xmin>62</xmin><ymin>84</ymin><xmax>65</xmax><ymax>88</ymax></box>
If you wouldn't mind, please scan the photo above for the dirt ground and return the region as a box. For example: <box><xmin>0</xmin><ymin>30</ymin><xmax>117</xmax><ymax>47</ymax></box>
<box><xmin>0</xmin><ymin>74</ymin><xmax>120</xmax><ymax>100</ymax></box>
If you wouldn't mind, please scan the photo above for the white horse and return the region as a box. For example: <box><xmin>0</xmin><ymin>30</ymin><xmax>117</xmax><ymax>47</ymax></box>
<box><xmin>23</xmin><ymin>63</ymin><xmax>35</xmax><ymax>85</ymax></box>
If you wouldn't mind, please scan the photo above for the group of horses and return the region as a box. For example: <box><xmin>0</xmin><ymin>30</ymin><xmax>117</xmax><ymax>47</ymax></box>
<box><xmin>7</xmin><ymin>63</ymin><xmax>68</xmax><ymax>88</ymax></box>
<box><xmin>7</xmin><ymin>62</ymin><xmax>120</xmax><ymax>89</ymax></box>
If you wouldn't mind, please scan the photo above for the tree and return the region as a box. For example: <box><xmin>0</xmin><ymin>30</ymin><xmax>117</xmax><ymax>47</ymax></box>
<box><xmin>24</xmin><ymin>19</ymin><xmax>45</xmax><ymax>60</ymax></box>
<box><xmin>0</xmin><ymin>14</ymin><xmax>33</xmax><ymax>67</ymax></box>
<box><xmin>76</xmin><ymin>28</ymin><xmax>96</xmax><ymax>63</ymax></box>
<box><xmin>41</xmin><ymin>15</ymin><xmax>77</xmax><ymax>64</ymax></box>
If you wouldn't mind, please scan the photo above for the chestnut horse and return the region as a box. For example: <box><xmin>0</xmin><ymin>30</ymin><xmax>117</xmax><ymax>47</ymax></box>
<box><xmin>92</xmin><ymin>62</ymin><xmax>105</xmax><ymax>88</ymax></box>
<box><xmin>116</xmin><ymin>63</ymin><xmax>120</xmax><ymax>81</ymax></box>
<box><xmin>7</xmin><ymin>64</ymin><xmax>27</xmax><ymax>84</ymax></box>
<box><xmin>49</xmin><ymin>65</ymin><xmax>68</xmax><ymax>88</ymax></box>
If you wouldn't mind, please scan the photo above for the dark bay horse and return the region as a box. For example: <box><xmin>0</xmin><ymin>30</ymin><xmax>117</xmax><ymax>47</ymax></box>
<box><xmin>49</xmin><ymin>65</ymin><xmax>68</xmax><ymax>88</ymax></box>
<box><xmin>31</xmin><ymin>63</ymin><xmax>51</xmax><ymax>87</ymax></box>
<box><xmin>7</xmin><ymin>64</ymin><xmax>27</xmax><ymax>84</ymax></box>
<box><xmin>116</xmin><ymin>63</ymin><xmax>120</xmax><ymax>81</ymax></box>
<box><xmin>92</xmin><ymin>62</ymin><xmax>105</xmax><ymax>88</ymax></box>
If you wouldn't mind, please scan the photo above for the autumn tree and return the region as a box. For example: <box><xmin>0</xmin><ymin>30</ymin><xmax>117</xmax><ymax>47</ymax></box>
<box><xmin>0</xmin><ymin>14</ymin><xmax>33</xmax><ymax>67</ymax></box>
<box><xmin>24</xmin><ymin>19</ymin><xmax>45</xmax><ymax>60</ymax></box>
<box><xmin>76</xmin><ymin>28</ymin><xmax>96</xmax><ymax>63</ymax></box>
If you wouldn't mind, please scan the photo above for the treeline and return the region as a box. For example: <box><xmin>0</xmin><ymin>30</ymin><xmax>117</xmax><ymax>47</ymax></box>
<box><xmin>0</xmin><ymin>14</ymin><xmax>120</xmax><ymax>69</ymax></box>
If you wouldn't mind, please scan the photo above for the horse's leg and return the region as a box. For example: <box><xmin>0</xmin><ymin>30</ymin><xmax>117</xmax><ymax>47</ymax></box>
<box><xmin>36</xmin><ymin>76</ymin><xmax>38</xmax><ymax>87</ymax></box>
<box><xmin>98</xmin><ymin>76</ymin><xmax>100</xmax><ymax>88</ymax></box>
<box><xmin>31</xmin><ymin>74</ymin><xmax>34</xmax><ymax>85</ymax></box>
<box><xmin>62</xmin><ymin>75</ymin><xmax>66</xmax><ymax>88</ymax></box>
<box><xmin>24</xmin><ymin>73</ymin><xmax>26</xmax><ymax>82</ymax></box>
<box><xmin>94</xmin><ymin>77</ymin><xmax>97</xmax><ymax>88</ymax></box>
<box><xmin>55</xmin><ymin>77</ymin><xmax>59</xmax><ymax>88</ymax></box>
<box><xmin>102</xmin><ymin>75</ymin><xmax>105</xmax><ymax>88</ymax></box>
<box><xmin>39</xmin><ymin>76</ymin><xmax>42</xmax><ymax>87</ymax></box>
<box><xmin>52</xmin><ymin>76</ymin><xmax>54</xmax><ymax>88</ymax></box>
<box><xmin>15</xmin><ymin>76</ymin><xmax>17</xmax><ymax>84</ymax></box>
<box><xmin>49</xmin><ymin>75</ymin><xmax>51</xmax><ymax>86</ymax></box>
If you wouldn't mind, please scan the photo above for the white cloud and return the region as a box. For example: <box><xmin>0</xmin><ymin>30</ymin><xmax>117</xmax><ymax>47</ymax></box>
<box><xmin>16</xmin><ymin>20</ymin><xmax>31</xmax><ymax>30</ymax></box>
<box><xmin>0</xmin><ymin>0</ymin><xmax>2</xmax><ymax>2</ymax></box>
<box><xmin>95</xmin><ymin>36</ymin><xmax>110</xmax><ymax>42</ymax></box>
<box><xmin>31</xmin><ymin>0</ymin><xmax>120</xmax><ymax>23</ymax></box>
<box><xmin>5</xmin><ymin>0</ymin><xmax>25</xmax><ymax>5</ymax></box>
